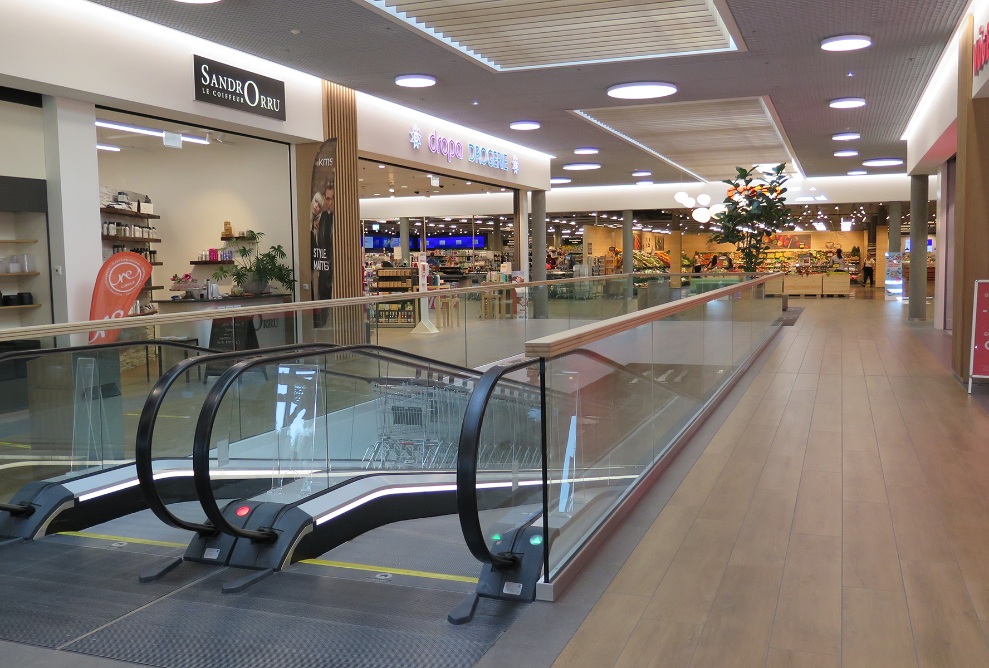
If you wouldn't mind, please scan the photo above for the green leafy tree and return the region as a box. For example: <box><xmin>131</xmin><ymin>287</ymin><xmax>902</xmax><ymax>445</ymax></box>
<box><xmin>710</xmin><ymin>164</ymin><xmax>794</xmax><ymax>272</ymax></box>
<box><xmin>212</xmin><ymin>230</ymin><xmax>296</xmax><ymax>292</ymax></box>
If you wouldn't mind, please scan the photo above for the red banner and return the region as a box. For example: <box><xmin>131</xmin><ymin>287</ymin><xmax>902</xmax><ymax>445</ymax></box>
<box><xmin>88</xmin><ymin>252</ymin><xmax>153</xmax><ymax>344</ymax></box>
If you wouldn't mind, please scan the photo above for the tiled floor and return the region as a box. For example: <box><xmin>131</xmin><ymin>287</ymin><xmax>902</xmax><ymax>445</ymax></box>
<box><xmin>552</xmin><ymin>289</ymin><xmax>989</xmax><ymax>668</ymax></box>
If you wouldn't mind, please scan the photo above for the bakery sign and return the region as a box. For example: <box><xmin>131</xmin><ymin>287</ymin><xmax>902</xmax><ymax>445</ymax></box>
<box><xmin>409</xmin><ymin>124</ymin><xmax>520</xmax><ymax>175</ymax></box>
<box><xmin>194</xmin><ymin>55</ymin><xmax>286</xmax><ymax>121</ymax></box>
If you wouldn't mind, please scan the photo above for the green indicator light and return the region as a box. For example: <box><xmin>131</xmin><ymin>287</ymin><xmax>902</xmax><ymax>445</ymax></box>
<box><xmin>491</xmin><ymin>533</ymin><xmax>502</xmax><ymax>542</ymax></box>
<box><xmin>529</xmin><ymin>535</ymin><xmax>543</xmax><ymax>546</ymax></box>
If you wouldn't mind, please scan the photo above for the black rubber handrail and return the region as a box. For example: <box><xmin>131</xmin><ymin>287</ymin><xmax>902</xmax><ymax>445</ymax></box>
<box><xmin>456</xmin><ymin>359</ymin><xmax>542</xmax><ymax>569</ymax></box>
<box><xmin>191</xmin><ymin>344</ymin><xmax>486</xmax><ymax>542</ymax></box>
<box><xmin>0</xmin><ymin>338</ymin><xmax>218</xmax><ymax>365</ymax></box>
<box><xmin>135</xmin><ymin>343</ymin><xmax>340</xmax><ymax>535</ymax></box>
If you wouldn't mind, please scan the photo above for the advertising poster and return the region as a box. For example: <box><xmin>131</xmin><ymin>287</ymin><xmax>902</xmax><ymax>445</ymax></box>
<box><xmin>88</xmin><ymin>251</ymin><xmax>153</xmax><ymax>344</ymax></box>
<box><xmin>309</xmin><ymin>139</ymin><xmax>336</xmax><ymax>327</ymax></box>
<box><xmin>767</xmin><ymin>233</ymin><xmax>811</xmax><ymax>249</ymax></box>
<box><xmin>971</xmin><ymin>280</ymin><xmax>989</xmax><ymax>381</ymax></box>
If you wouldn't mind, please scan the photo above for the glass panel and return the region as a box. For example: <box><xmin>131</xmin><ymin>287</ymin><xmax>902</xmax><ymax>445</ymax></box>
<box><xmin>473</xmin><ymin>362</ymin><xmax>544</xmax><ymax>564</ymax></box>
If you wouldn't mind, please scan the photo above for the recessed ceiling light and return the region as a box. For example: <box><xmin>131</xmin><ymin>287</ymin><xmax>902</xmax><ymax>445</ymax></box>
<box><xmin>574</xmin><ymin>147</ymin><xmax>599</xmax><ymax>155</ymax></box>
<box><xmin>636</xmin><ymin>180</ymin><xmax>654</xmax><ymax>186</ymax></box>
<box><xmin>562</xmin><ymin>163</ymin><xmax>601</xmax><ymax>171</ymax></box>
<box><xmin>510</xmin><ymin>120</ymin><xmax>540</xmax><ymax>131</ymax></box>
<box><xmin>289</xmin><ymin>29</ymin><xmax>301</xmax><ymax>35</ymax></box>
<box><xmin>821</xmin><ymin>35</ymin><xmax>872</xmax><ymax>52</ymax></box>
<box><xmin>847</xmin><ymin>170</ymin><xmax>868</xmax><ymax>175</ymax></box>
<box><xmin>378</xmin><ymin>164</ymin><xmax>386</xmax><ymax>168</ymax></box>
<box><xmin>631</xmin><ymin>170</ymin><xmax>651</xmax><ymax>177</ymax></box>
<box><xmin>832</xmin><ymin>132</ymin><xmax>861</xmax><ymax>141</ymax></box>
<box><xmin>830</xmin><ymin>98</ymin><xmax>866</xmax><ymax>109</ymax></box>
<box><xmin>834</xmin><ymin>150</ymin><xmax>859</xmax><ymax>157</ymax></box>
<box><xmin>395</xmin><ymin>74</ymin><xmax>436</xmax><ymax>88</ymax></box>
<box><xmin>607</xmin><ymin>82</ymin><xmax>678</xmax><ymax>99</ymax></box>
<box><xmin>550</xmin><ymin>177</ymin><xmax>572</xmax><ymax>184</ymax></box>
<box><xmin>96</xmin><ymin>144</ymin><xmax>121</xmax><ymax>152</ymax></box>
<box><xmin>862</xmin><ymin>158</ymin><xmax>904</xmax><ymax>167</ymax></box>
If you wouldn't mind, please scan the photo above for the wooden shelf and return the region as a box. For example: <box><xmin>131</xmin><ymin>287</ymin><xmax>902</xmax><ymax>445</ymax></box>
<box><xmin>220</xmin><ymin>235</ymin><xmax>253</xmax><ymax>241</ymax></box>
<box><xmin>100</xmin><ymin>206</ymin><xmax>160</xmax><ymax>220</ymax></box>
<box><xmin>190</xmin><ymin>260</ymin><xmax>233</xmax><ymax>265</ymax></box>
<box><xmin>0</xmin><ymin>272</ymin><xmax>40</xmax><ymax>277</ymax></box>
<box><xmin>0</xmin><ymin>239</ymin><xmax>37</xmax><ymax>244</ymax></box>
<box><xmin>0</xmin><ymin>304</ymin><xmax>42</xmax><ymax>310</ymax></box>
<box><xmin>102</xmin><ymin>235</ymin><xmax>161</xmax><ymax>243</ymax></box>
<box><xmin>151</xmin><ymin>262</ymin><xmax>163</xmax><ymax>266</ymax></box>
<box><xmin>139</xmin><ymin>285</ymin><xmax>165</xmax><ymax>292</ymax></box>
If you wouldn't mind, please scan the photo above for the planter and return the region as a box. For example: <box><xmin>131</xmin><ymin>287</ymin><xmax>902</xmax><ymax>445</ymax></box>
<box><xmin>240</xmin><ymin>276</ymin><xmax>270</xmax><ymax>295</ymax></box>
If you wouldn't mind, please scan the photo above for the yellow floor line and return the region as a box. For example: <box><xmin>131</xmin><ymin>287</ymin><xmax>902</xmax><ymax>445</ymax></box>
<box><xmin>0</xmin><ymin>441</ymin><xmax>30</xmax><ymax>449</ymax></box>
<box><xmin>300</xmin><ymin>558</ymin><xmax>478</xmax><ymax>584</ymax></box>
<box><xmin>58</xmin><ymin>531</ymin><xmax>186</xmax><ymax>549</ymax></box>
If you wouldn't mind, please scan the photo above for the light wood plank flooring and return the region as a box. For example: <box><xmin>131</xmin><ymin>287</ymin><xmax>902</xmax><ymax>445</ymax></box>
<box><xmin>553</xmin><ymin>291</ymin><xmax>989</xmax><ymax>668</ymax></box>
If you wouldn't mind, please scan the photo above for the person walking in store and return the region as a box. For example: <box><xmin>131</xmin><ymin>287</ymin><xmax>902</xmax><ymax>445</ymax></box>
<box><xmin>863</xmin><ymin>253</ymin><xmax>876</xmax><ymax>287</ymax></box>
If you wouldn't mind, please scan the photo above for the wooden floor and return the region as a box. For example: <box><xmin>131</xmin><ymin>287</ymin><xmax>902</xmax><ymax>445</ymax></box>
<box><xmin>553</xmin><ymin>289</ymin><xmax>989</xmax><ymax>668</ymax></box>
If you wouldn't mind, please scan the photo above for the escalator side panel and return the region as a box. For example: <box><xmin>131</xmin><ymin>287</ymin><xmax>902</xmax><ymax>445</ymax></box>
<box><xmin>0</xmin><ymin>482</ymin><xmax>73</xmax><ymax>539</ymax></box>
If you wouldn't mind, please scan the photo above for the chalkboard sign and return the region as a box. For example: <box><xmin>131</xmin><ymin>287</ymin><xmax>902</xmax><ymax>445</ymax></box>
<box><xmin>208</xmin><ymin>318</ymin><xmax>260</xmax><ymax>352</ymax></box>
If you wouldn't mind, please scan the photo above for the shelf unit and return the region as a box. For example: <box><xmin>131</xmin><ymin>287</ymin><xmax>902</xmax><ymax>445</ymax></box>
<box><xmin>372</xmin><ymin>267</ymin><xmax>419</xmax><ymax>327</ymax></box>
<box><xmin>100</xmin><ymin>206</ymin><xmax>160</xmax><ymax>220</ymax></box>
<box><xmin>101</xmin><ymin>204</ymin><xmax>162</xmax><ymax>306</ymax></box>
<box><xmin>0</xmin><ymin>304</ymin><xmax>42</xmax><ymax>311</ymax></box>
<box><xmin>102</xmin><ymin>235</ymin><xmax>163</xmax><ymax>243</ymax></box>
<box><xmin>0</xmin><ymin>222</ymin><xmax>44</xmax><ymax>319</ymax></box>
<box><xmin>190</xmin><ymin>260</ymin><xmax>233</xmax><ymax>265</ymax></box>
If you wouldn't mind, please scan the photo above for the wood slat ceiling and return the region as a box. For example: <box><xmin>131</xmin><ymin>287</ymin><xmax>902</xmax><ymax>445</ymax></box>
<box><xmin>576</xmin><ymin>97</ymin><xmax>794</xmax><ymax>181</ymax></box>
<box><xmin>369</xmin><ymin>0</ymin><xmax>733</xmax><ymax>69</ymax></box>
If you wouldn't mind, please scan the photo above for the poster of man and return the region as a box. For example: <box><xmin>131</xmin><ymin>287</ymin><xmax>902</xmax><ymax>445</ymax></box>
<box><xmin>309</xmin><ymin>140</ymin><xmax>336</xmax><ymax>327</ymax></box>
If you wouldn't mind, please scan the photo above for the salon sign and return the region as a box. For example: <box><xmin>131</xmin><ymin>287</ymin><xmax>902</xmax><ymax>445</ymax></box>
<box><xmin>409</xmin><ymin>124</ymin><xmax>520</xmax><ymax>175</ymax></box>
<box><xmin>194</xmin><ymin>55</ymin><xmax>286</xmax><ymax>121</ymax></box>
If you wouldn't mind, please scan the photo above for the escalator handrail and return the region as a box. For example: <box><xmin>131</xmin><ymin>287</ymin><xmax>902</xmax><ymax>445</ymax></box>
<box><xmin>191</xmin><ymin>344</ymin><xmax>486</xmax><ymax>542</ymax></box>
<box><xmin>456</xmin><ymin>359</ymin><xmax>541</xmax><ymax>569</ymax></box>
<box><xmin>135</xmin><ymin>343</ymin><xmax>341</xmax><ymax>535</ymax></box>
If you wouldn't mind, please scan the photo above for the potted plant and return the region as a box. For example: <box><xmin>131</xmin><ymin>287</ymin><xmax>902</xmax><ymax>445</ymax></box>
<box><xmin>709</xmin><ymin>164</ymin><xmax>794</xmax><ymax>273</ymax></box>
<box><xmin>211</xmin><ymin>230</ymin><xmax>296</xmax><ymax>295</ymax></box>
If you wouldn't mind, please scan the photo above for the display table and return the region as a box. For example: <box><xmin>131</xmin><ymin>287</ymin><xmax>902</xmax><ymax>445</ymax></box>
<box><xmin>783</xmin><ymin>274</ymin><xmax>822</xmax><ymax>296</ymax></box>
<box><xmin>153</xmin><ymin>294</ymin><xmax>293</xmax><ymax>348</ymax></box>
<box><xmin>763</xmin><ymin>275</ymin><xmax>784</xmax><ymax>295</ymax></box>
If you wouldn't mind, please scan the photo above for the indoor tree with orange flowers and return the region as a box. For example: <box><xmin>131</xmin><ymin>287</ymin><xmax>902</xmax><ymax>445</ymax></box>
<box><xmin>709</xmin><ymin>163</ymin><xmax>794</xmax><ymax>273</ymax></box>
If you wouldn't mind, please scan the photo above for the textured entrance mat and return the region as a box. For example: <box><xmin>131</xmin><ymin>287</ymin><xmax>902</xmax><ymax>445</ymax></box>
<box><xmin>66</xmin><ymin>570</ymin><xmax>525</xmax><ymax>668</ymax></box>
<box><xmin>0</xmin><ymin>540</ymin><xmax>215</xmax><ymax>648</ymax></box>
<box><xmin>776</xmin><ymin>307</ymin><xmax>803</xmax><ymax>326</ymax></box>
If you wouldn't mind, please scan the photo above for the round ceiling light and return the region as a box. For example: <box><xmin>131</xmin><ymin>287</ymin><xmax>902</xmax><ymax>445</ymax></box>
<box><xmin>395</xmin><ymin>74</ymin><xmax>436</xmax><ymax>88</ymax></box>
<box><xmin>574</xmin><ymin>147</ymin><xmax>599</xmax><ymax>155</ymax></box>
<box><xmin>550</xmin><ymin>177</ymin><xmax>572</xmax><ymax>184</ymax></box>
<box><xmin>607</xmin><ymin>82</ymin><xmax>678</xmax><ymax>100</ymax></box>
<box><xmin>832</xmin><ymin>132</ymin><xmax>861</xmax><ymax>141</ymax></box>
<box><xmin>561</xmin><ymin>163</ymin><xmax>601</xmax><ymax>171</ymax></box>
<box><xmin>821</xmin><ymin>35</ymin><xmax>872</xmax><ymax>52</ymax></box>
<box><xmin>834</xmin><ymin>150</ymin><xmax>859</xmax><ymax>157</ymax></box>
<box><xmin>830</xmin><ymin>98</ymin><xmax>867</xmax><ymax>109</ymax></box>
<box><xmin>509</xmin><ymin>120</ymin><xmax>540</xmax><ymax>131</ymax></box>
<box><xmin>631</xmin><ymin>170</ymin><xmax>651</xmax><ymax>177</ymax></box>
<box><xmin>828</xmin><ymin>97</ymin><xmax>865</xmax><ymax>109</ymax></box>
<box><xmin>861</xmin><ymin>158</ymin><xmax>904</xmax><ymax>167</ymax></box>
<box><xmin>847</xmin><ymin>170</ymin><xmax>868</xmax><ymax>175</ymax></box>
<box><xmin>636</xmin><ymin>180</ymin><xmax>654</xmax><ymax>186</ymax></box>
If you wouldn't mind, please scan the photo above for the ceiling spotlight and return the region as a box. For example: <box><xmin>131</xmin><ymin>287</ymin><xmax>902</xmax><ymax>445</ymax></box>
<box><xmin>509</xmin><ymin>120</ymin><xmax>540</xmax><ymax>130</ymax></box>
<box><xmin>636</xmin><ymin>180</ymin><xmax>654</xmax><ymax>185</ymax></box>
<box><xmin>834</xmin><ymin>150</ymin><xmax>859</xmax><ymax>157</ymax></box>
<box><xmin>561</xmin><ymin>163</ymin><xmax>601</xmax><ymax>171</ymax></box>
<box><xmin>395</xmin><ymin>74</ymin><xmax>436</xmax><ymax>88</ymax></box>
<box><xmin>861</xmin><ymin>158</ymin><xmax>904</xmax><ymax>167</ymax></box>
<box><xmin>821</xmin><ymin>35</ymin><xmax>872</xmax><ymax>51</ymax></box>
<box><xmin>607</xmin><ymin>82</ymin><xmax>678</xmax><ymax>99</ymax></box>
<box><xmin>96</xmin><ymin>144</ymin><xmax>121</xmax><ymax>152</ymax></box>
<box><xmin>830</xmin><ymin>98</ymin><xmax>867</xmax><ymax>109</ymax></box>
<box><xmin>632</xmin><ymin>170</ymin><xmax>651</xmax><ymax>177</ymax></box>
<box><xmin>574</xmin><ymin>147</ymin><xmax>599</xmax><ymax>155</ymax></box>
<box><xmin>847</xmin><ymin>170</ymin><xmax>868</xmax><ymax>175</ymax></box>
<box><xmin>832</xmin><ymin>132</ymin><xmax>861</xmax><ymax>141</ymax></box>
<box><xmin>550</xmin><ymin>177</ymin><xmax>572</xmax><ymax>185</ymax></box>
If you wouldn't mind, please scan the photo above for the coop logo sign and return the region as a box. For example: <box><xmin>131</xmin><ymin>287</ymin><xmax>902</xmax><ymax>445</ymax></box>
<box><xmin>195</xmin><ymin>55</ymin><xmax>286</xmax><ymax>121</ymax></box>
<box><xmin>410</xmin><ymin>124</ymin><xmax>520</xmax><ymax>175</ymax></box>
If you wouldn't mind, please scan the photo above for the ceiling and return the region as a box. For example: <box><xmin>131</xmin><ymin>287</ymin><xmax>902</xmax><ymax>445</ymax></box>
<box><xmin>84</xmin><ymin>0</ymin><xmax>968</xmax><ymax>188</ymax></box>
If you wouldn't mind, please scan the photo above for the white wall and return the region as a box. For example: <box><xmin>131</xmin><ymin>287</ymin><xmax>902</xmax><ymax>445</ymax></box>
<box><xmin>97</xmin><ymin>139</ymin><xmax>294</xmax><ymax>292</ymax></box>
<box><xmin>0</xmin><ymin>0</ymin><xmax>322</xmax><ymax>144</ymax></box>
<box><xmin>0</xmin><ymin>101</ymin><xmax>44</xmax><ymax>179</ymax></box>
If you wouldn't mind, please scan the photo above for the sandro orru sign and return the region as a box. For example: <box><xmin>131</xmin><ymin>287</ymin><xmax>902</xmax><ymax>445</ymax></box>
<box><xmin>194</xmin><ymin>55</ymin><xmax>286</xmax><ymax>121</ymax></box>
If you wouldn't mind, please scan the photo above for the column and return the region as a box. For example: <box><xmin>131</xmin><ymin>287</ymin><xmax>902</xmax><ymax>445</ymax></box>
<box><xmin>951</xmin><ymin>15</ymin><xmax>989</xmax><ymax>379</ymax></box>
<box><xmin>888</xmin><ymin>201</ymin><xmax>902</xmax><ymax>252</ymax></box>
<box><xmin>669</xmin><ymin>214</ymin><xmax>683</xmax><ymax>288</ymax></box>
<box><xmin>530</xmin><ymin>190</ymin><xmax>548</xmax><ymax>318</ymax></box>
<box><xmin>513</xmin><ymin>190</ymin><xmax>530</xmax><ymax>280</ymax></box>
<box><xmin>908</xmin><ymin>175</ymin><xmax>928</xmax><ymax>320</ymax></box>
<box><xmin>491</xmin><ymin>218</ymin><xmax>503</xmax><ymax>253</ymax></box>
<box><xmin>934</xmin><ymin>159</ymin><xmax>955</xmax><ymax>330</ymax></box>
<box><xmin>622</xmin><ymin>210</ymin><xmax>634</xmax><ymax>299</ymax></box>
<box><xmin>399</xmin><ymin>217</ymin><xmax>410</xmax><ymax>265</ymax></box>
<box><xmin>42</xmin><ymin>96</ymin><xmax>103</xmax><ymax>325</ymax></box>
